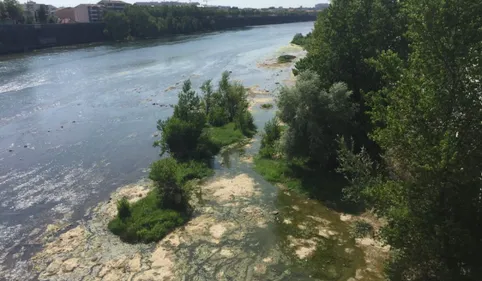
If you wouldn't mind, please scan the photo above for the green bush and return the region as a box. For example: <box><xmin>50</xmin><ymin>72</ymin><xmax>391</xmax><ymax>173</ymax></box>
<box><xmin>260</xmin><ymin>103</ymin><xmax>273</xmax><ymax>109</ymax></box>
<box><xmin>208</xmin><ymin>105</ymin><xmax>230</xmax><ymax>127</ymax></box>
<box><xmin>108</xmin><ymin>190</ymin><xmax>187</xmax><ymax>244</ymax></box>
<box><xmin>260</xmin><ymin>118</ymin><xmax>281</xmax><ymax>158</ymax></box>
<box><xmin>208</xmin><ymin>123</ymin><xmax>245</xmax><ymax>148</ymax></box>
<box><xmin>116</xmin><ymin>197</ymin><xmax>131</xmax><ymax>220</ymax></box>
<box><xmin>291</xmin><ymin>32</ymin><xmax>312</xmax><ymax>47</ymax></box>
<box><xmin>234</xmin><ymin>110</ymin><xmax>256</xmax><ymax>138</ymax></box>
<box><xmin>350</xmin><ymin>220</ymin><xmax>374</xmax><ymax>238</ymax></box>
<box><xmin>278</xmin><ymin>55</ymin><xmax>297</xmax><ymax>63</ymax></box>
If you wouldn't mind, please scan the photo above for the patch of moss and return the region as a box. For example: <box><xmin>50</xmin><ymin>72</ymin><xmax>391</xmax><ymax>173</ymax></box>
<box><xmin>278</xmin><ymin>55</ymin><xmax>297</xmax><ymax>63</ymax></box>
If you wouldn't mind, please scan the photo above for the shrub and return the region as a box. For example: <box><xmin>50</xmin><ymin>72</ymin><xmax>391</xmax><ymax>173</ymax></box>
<box><xmin>260</xmin><ymin>103</ymin><xmax>273</xmax><ymax>109</ymax></box>
<box><xmin>350</xmin><ymin>220</ymin><xmax>374</xmax><ymax>238</ymax></box>
<box><xmin>116</xmin><ymin>197</ymin><xmax>131</xmax><ymax>220</ymax></box>
<box><xmin>278</xmin><ymin>55</ymin><xmax>297</xmax><ymax>63</ymax></box>
<box><xmin>260</xmin><ymin>118</ymin><xmax>281</xmax><ymax>158</ymax></box>
<box><xmin>108</xmin><ymin>190</ymin><xmax>187</xmax><ymax>244</ymax></box>
<box><xmin>234</xmin><ymin>110</ymin><xmax>256</xmax><ymax>137</ymax></box>
<box><xmin>208</xmin><ymin>105</ymin><xmax>230</xmax><ymax>127</ymax></box>
<box><xmin>149</xmin><ymin>158</ymin><xmax>185</xmax><ymax>210</ymax></box>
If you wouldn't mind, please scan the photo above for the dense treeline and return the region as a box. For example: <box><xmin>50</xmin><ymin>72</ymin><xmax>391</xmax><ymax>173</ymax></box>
<box><xmin>258</xmin><ymin>0</ymin><xmax>482</xmax><ymax>280</ymax></box>
<box><xmin>109</xmin><ymin>72</ymin><xmax>255</xmax><ymax>243</ymax></box>
<box><xmin>0</xmin><ymin>0</ymin><xmax>22</xmax><ymax>23</ymax></box>
<box><xmin>104</xmin><ymin>5</ymin><xmax>316</xmax><ymax>40</ymax></box>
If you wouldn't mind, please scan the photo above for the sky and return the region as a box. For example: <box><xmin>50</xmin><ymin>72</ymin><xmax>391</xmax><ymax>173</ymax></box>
<box><xmin>37</xmin><ymin>0</ymin><xmax>329</xmax><ymax>9</ymax></box>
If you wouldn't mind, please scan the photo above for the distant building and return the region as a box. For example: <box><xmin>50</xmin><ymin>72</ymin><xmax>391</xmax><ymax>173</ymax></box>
<box><xmin>315</xmin><ymin>3</ymin><xmax>329</xmax><ymax>10</ymax></box>
<box><xmin>74</xmin><ymin>4</ymin><xmax>104</xmax><ymax>23</ymax></box>
<box><xmin>134</xmin><ymin>1</ymin><xmax>200</xmax><ymax>7</ymax></box>
<box><xmin>54</xmin><ymin>7</ymin><xmax>75</xmax><ymax>22</ymax></box>
<box><xmin>98</xmin><ymin>0</ymin><xmax>130</xmax><ymax>12</ymax></box>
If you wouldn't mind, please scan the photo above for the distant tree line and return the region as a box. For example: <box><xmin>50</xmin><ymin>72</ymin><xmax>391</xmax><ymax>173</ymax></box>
<box><xmin>104</xmin><ymin>5</ymin><xmax>316</xmax><ymax>41</ymax></box>
<box><xmin>0</xmin><ymin>0</ymin><xmax>55</xmax><ymax>24</ymax></box>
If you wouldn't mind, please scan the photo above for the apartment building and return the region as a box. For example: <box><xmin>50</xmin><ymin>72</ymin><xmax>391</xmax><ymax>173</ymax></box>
<box><xmin>98</xmin><ymin>0</ymin><xmax>130</xmax><ymax>12</ymax></box>
<box><xmin>74</xmin><ymin>4</ymin><xmax>104</xmax><ymax>23</ymax></box>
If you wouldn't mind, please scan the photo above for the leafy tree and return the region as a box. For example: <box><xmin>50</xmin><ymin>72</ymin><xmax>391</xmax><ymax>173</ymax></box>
<box><xmin>103</xmin><ymin>12</ymin><xmax>130</xmax><ymax>41</ymax></box>
<box><xmin>338</xmin><ymin>0</ymin><xmax>482</xmax><ymax>280</ymax></box>
<box><xmin>278</xmin><ymin>71</ymin><xmax>357</xmax><ymax>168</ymax></box>
<box><xmin>0</xmin><ymin>1</ymin><xmax>7</xmax><ymax>21</ymax></box>
<box><xmin>149</xmin><ymin>158</ymin><xmax>187</xmax><ymax>210</ymax></box>
<box><xmin>37</xmin><ymin>4</ymin><xmax>47</xmax><ymax>23</ymax></box>
<box><xmin>295</xmin><ymin>0</ymin><xmax>407</xmax><ymax>157</ymax></box>
<box><xmin>260</xmin><ymin>118</ymin><xmax>282</xmax><ymax>158</ymax></box>
<box><xmin>4</xmin><ymin>0</ymin><xmax>23</xmax><ymax>23</ymax></box>
<box><xmin>155</xmin><ymin>80</ymin><xmax>209</xmax><ymax>160</ymax></box>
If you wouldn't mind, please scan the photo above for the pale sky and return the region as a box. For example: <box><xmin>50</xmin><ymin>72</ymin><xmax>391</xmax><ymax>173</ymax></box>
<box><xmin>38</xmin><ymin>0</ymin><xmax>329</xmax><ymax>9</ymax></box>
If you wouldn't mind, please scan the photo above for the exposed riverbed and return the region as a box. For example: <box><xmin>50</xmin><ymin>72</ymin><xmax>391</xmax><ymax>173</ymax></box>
<box><xmin>1</xmin><ymin>22</ymin><xmax>386</xmax><ymax>281</ymax></box>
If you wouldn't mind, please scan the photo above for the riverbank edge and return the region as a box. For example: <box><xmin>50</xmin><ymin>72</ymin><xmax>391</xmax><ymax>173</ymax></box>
<box><xmin>0</xmin><ymin>16</ymin><xmax>316</xmax><ymax>56</ymax></box>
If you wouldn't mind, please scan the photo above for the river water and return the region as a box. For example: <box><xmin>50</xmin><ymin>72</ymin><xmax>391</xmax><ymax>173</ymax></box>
<box><xmin>0</xmin><ymin>22</ymin><xmax>315</xmax><ymax>279</ymax></box>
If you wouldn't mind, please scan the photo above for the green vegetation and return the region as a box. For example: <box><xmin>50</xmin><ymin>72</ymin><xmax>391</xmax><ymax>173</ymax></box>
<box><xmin>260</xmin><ymin>103</ymin><xmax>273</xmax><ymax>110</ymax></box>
<box><xmin>207</xmin><ymin>123</ymin><xmax>245</xmax><ymax>148</ymax></box>
<box><xmin>0</xmin><ymin>0</ymin><xmax>22</xmax><ymax>23</ymax></box>
<box><xmin>277</xmin><ymin>55</ymin><xmax>297</xmax><ymax>63</ymax></box>
<box><xmin>109</xmin><ymin>72</ymin><xmax>255</xmax><ymax>243</ymax></box>
<box><xmin>291</xmin><ymin>32</ymin><xmax>312</xmax><ymax>47</ymax></box>
<box><xmin>255</xmin><ymin>0</ymin><xmax>482</xmax><ymax>279</ymax></box>
<box><xmin>103</xmin><ymin>5</ymin><xmax>316</xmax><ymax>41</ymax></box>
<box><xmin>350</xmin><ymin>220</ymin><xmax>374</xmax><ymax>238</ymax></box>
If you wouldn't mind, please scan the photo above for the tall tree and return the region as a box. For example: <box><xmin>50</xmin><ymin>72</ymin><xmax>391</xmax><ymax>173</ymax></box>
<box><xmin>0</xmin><ymin>1</ymin><xmax>7</xmax><ymax>21</ymax></box>
<box><xmin>37</xmin><ymin>4</ymin><xmax>47</xmax><ymax>23</ymax></box>
<box><xmin>296</xmin><ymin>0</ymin><xmax>407</xmax><ymax>156</ymax></box>
<box><xmin>4</xmin><ymin>0</ymin><xmax>23</xmax><ymax>23</ymax></box>
<box><xmin>345</xmin><ymin>0</ymin><xmax>482</xmax><ymax>280</ymax></box>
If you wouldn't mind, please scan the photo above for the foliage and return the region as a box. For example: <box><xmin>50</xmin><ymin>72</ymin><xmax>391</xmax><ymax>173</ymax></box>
<box><xmin>278</xmin><ymin>71</ymin><xmax>357</xmax><ymax>168</ymax></box>
<box><xmin>103</xmin><ymin>12</ymin><xmax>130</xmax><ymax>41</ymax></box>
<box><xmin>1</xmin><ymin>0</ymin><xmax>23</xmax><ymax>22</ymax></box>
<box><xmin>295</xmin><ymin>0</ymin><xmax>408</xmax><ymax>157</ymax></box>
<box><xmin>334</xmin><ymin>0</ymin><xmax>482</xmax><ymax>279</ymax></box>
<box><xmin>291</xmin><ymin>32</ymin><xmax>312</xmax><ymax>47</ymax></box>
<box><xmin>277</xmin><ymin>55</ymin><xmax>296</xmax><ymax>63</ymax></box>
<box><xmin>260</xmin><ymin>118</ymin><xmax>281</xmax><ymax>158</ymax></box>
<box><xmin>103</xmin><ymin>5</ymin><xmax>316</xmax><ymax>40</ymax></box>
<box><xmin>37</xmin><ymin>4</ymin><xmax>47</xmax><ymax>23</ymax></box>
<box><xmin>155</xmin><ymin>80</ymin><xmax>209</xmax><ymax>160</ymax></box>
<box><xmin>234</xmin><ymin>109</ymin><xmax>256</xmax><ymax>137</ymax></box>
<box><xmin>260</xmin><ymin>103</ymin><xmax>273</xmax><ymax>109</ymax></box>
<box><xmin>207</xmin><ymin>122</ymin><xmax>245</xmax><ymax>149</ymax></box>
<box><xmin>116</xmin><ymin>197</ymin><xmax>131</xmax><ymax>220</ymax></box>
<box><xmin>108</xmin><ymin>190</ymin><xmax>187</xmax><ymax>244</ymax></box>
<box><xmin>350</xmin><ymin>220</ymin><xmax>374</xmax><ymax>238</ymax></box>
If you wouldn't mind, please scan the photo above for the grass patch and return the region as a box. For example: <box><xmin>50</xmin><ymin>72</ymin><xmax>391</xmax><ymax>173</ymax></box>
<box><xmin>108</xmin><ymin>189</ymin><xmax>188</xmax><ymax>244</ymax></box>
<box><xmin>278</xmin><ymin>55</ymin><xmax>297</xmax><ymax>63</ymax></box>
<box><xmin>254</xmin><ymin>156</ymin><xmax>361</xmax><ymax>213</ymax></box>
<box><xmin>207</xmin><ymin>122</ymin><xmax>245</xmax><ymax>148</ymax></box>
<box><xmin>260</xmin><ymin>103</ymin><xmax>274</xmax><ymax>109</ymax></box>
<box><xmin>350</xmin><ymin>220</ymin><xmax>375</xmax><ymax>238</ymax></box>
<box><xmin>108</xmin><ymin>160</ymin><xmax>213</xmax><ymax>244</ymax></box>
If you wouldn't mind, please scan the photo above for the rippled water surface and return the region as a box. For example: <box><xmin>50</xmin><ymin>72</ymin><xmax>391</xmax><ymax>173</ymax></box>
<box><xmin>0</xmin><ymin>22</ymin><xmax>314</xmax><ymax>280</ymax></box>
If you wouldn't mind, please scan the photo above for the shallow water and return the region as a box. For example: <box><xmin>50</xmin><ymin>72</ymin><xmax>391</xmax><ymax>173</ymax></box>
<box><xmin>0</xmin><ymin>22</ymin><xmax>314</xmax><ymax>280</ymax></box>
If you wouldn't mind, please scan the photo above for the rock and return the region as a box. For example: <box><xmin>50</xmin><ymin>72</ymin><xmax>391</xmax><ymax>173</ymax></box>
<box><xmin>24</xmin><ymin>145</ymin><xmax>28</xmax><ymax>148</ymax></box>
<box><xmin>152</xmin><ymin>103</ymin><xmax>157</xmax><ymax>106</ymax></box>
<box><xmin>45</xmin><ymin>259</ymin><xmax>63</xmax><ymax>276</ymax></box>
<box><xmin>48</xmin><ymin>130</ymin><xmax>51</xmax><ymax>132</ymax></box>
<box><xmin>61</xmin><ymin>258</ymin><xmax>79</xmax><ymax>272</ymax></box>
<box><xmin>61</xmin><ymin>126</ymin><xmax>64</xmax><ymax>129</ymax></box>
<box><xmin>275</xmin><ymin>82</ymin><xmax>280</xmax><ymax>84</ymax></box>
<box><xmin>8</xmin><ymin>149</ymin><xmax>13</xmax><ymax>152</ymax></box>
<box><xmin>271</xmin><ymin>211</ymin><xmax>279</xmax><ymax>215</ymax></box>
<box><xmin>72</xmin><ymin>121</ymin><xmax>76</xmax><ymax>123</ymax></box>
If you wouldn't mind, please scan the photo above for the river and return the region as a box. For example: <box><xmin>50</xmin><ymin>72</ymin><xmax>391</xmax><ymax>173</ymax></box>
<box><xmin>0</xmin><ymin>22</ymin><xmax>385</xmax><ymax>281</ymax></box>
